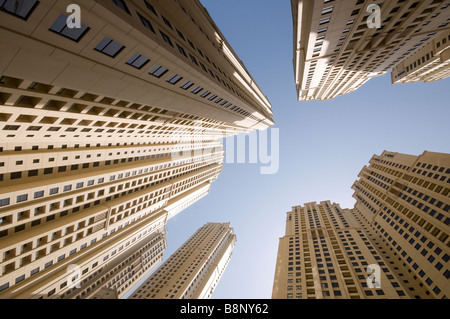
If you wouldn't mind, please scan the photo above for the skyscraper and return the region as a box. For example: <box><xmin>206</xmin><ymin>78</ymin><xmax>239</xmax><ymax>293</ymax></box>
<box><xmin>129</xmin><ymin>222</ymin><xmax>236</xmax><ymax>299</ymax></box>
<box><xmin>0</xmin><ymin>0</ymin><xmax>273</xmax><ymax>298</ymax></box>
<box><xmin>391</xmin><ymin>29</ymin><xmax>450</xmax><ymax>84</ymax></box>
<box><xmin>291</xmin><ymin>0</ymin><xmax>450</xmax><ymax>101</ymax></box>
<box><xmin>272</xmin><ymin>201</ymin><xmax>410</xmax><ymax>299</ymax></box>
<box><xmin>351</xmin><ymin>150</ymin><xmax>449</xmax><ymax>299</ymax></box>
<box><xmin>272</xmin><ymin>151</ymin><xmax>449</xmax><ymax>299</ymax></box>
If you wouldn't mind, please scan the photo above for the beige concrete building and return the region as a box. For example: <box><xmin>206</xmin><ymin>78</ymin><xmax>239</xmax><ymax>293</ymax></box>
<box><xmin>391</xmin><ymin>30</ymin><xmax>450</xmax><ymax>84</ymax></box>
<box><xmin>291</xmin><ymin>0</ymin><xmax>450</xmax><ymax>101</ymax></box>
<box><xmin>129</xmin><ymin>222</ymin><xmax>236</xmax><ymax>299</ymax></box>
<box><xmin>352</xmin><ymin>150</ymin><xmax>450</xmax><ymax>299</ymax></box>
<box><xmin>0</xmin><ymin>0</ymin><xmax>273</xmax><ymax>299</ymax></box>
<box><xmin>272</xmin><ymin>201</ymin><xmax>410</xmax><ymax>299</ymax></box>
<box><xmin>273</xmin><ymin>151</ymin><xmax>449</xmax><ymax>299</ymax></box>
<box><xmin>64</xmin><ymin>226</ymin><xmax>166</xmax><ymax>299</ymax></box>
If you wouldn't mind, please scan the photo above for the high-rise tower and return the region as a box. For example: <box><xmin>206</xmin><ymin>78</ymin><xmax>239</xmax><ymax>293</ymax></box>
<box><xmin>272</xmin><ymin>201</ymin><xmax>410</xmax><ymax>299</ymax></box>
<box><xmin>351</xmin><ymin>150</ymin><xmax>450</xmax><ymax>299</ymax></box>
<box><xmin>129</xmin><ymin>222</ymin><xmax>236</xmax><ymax>299</ymax></box>
<box><xmin>291</xmin><ymin>0</ymin><xmax>450</xmax><ymax>101</ymax></box>
<box><xmin>0</xmin><ymin>0</ymin><xmax>272</xmax><ymax>298</ymax></box>
<box><xmin>273</xmin><ymin>151</ymin><xmax>449</xmax><ymax>299</ymax></box>
<box><xmin>391</xmin><ymin>30</ymin><xmax>450</xmax><ymax>84</ymax></box>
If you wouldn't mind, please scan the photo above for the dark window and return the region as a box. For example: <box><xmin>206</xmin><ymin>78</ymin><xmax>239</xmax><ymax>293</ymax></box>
<box><xmin>200</xmin><ymin>90</ymin><xmax>211</xmax><ymax>98</ymax></box>
<box><xmin>94</xmin><ymin>37</ymin><xmax>125</xmax><ymax>58</ymax></box>
<box><xmin>149</xmin><ymin>65</ymin><xmax>168</xmax><ymax>78</ymax></box>
<box><xmin>189</xmin><ymin>54</ymin><xmax>198</xmax><ymax>65</ymax></box>
<box><xmin>34</xmin><ymin>190</ymin><xmax>44</xmax><ymax>198</ymax></box>
<box><xmin>28</xmin><ymin>169</ymin><xmax>38</xmax><ymax>177</ymax></box>
<box><xmin>17</xmin><ymin>194</ymin><xmax>28</xmax><ymax>203</ymax></box>
<box><xmin>111</xmin><ymin>0</ymin><xmax>130</xmax><ymax>14</ymax></box>
<box><xmin>0</xmin><ymin>0</ymin><xmax>39</xmax><ymax>20</ymax></box>
<box><xmin>3</xmin><ymin>125</ymin><xmax>20</xmax><ymax>131</ymax></box>
<box><xmin>49</xmin><ymin>14</ymin><xmax>90</xmax><ymax>42</ymax></box>
<box><xmin>15</xmin><ymin>275</ymin><xmax>25</xmax><ymax>284</ymax></box>
<box><xmin>180</xmin><ymin>81</ymin><xmax>194</xmax><ymax>90</ymax></box>
<box><xmin>138</xmin><ymin>13</ymin><xmax>155</xmax><ymax>33</ymax></box>
<box><xmin>10</xmin><ymin>171</ymin><xmax>21</xmax><ymax>179</ymax></box>
<box><xmin>166</xmin><ymin>74</ymin><xmax>183</xmax><ymax>85</ymax></box>
<box><xmin>162</xmin><ymin>15</ymin><xmax>173</xmax><ymax>29</ymax></box>
<box><xmin>160</xmin><ymin>31</ymin><xmax>173</xmax><ymax>47</ymax></box>
<box><xmin>126</xmin><ymin>53</ymin><xmax>149</xmax><ymax>69</ymax></box>
<box><xmin>143</xmin><ymin>0</ymin><xmax>157</xmax><ymax>15</ymax></box>
<box><xmin>0</xmin><ymin>198</ymin><xmax>10</xmax><ymax>207</ymax></box>
<box><xmin>177</xmin><ymin>44</ymin><xmax>187</xmax><ymax>57</ymax></box>
<box><xmin>191</xmin><ymin>86</ymin><xmax>203</xmax><ymax>94</ymax></box>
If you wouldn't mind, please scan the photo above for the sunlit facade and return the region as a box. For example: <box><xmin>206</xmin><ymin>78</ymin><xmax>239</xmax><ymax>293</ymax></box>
<box><xmin>0</xmin><ymin>0</ymin><xmax>272</xmax><ymax>298</ymax></box>
<box><xmin>291</xmin><ymin>0</ymin><xmax>450</xmax><ymax>101</ymax></box>
<box><xmin>129</xmin><ymin>222</ymin><xmax>236</xmax><ymax>299</ymax></box>
<box><xmin>391</xmin><ymin>30</ymin><xmax>450</xmax><ymax>84</ymax></box>
<box><xmin>273</xmin><ymin>151</ymin><xmax>450</xmax><ymax>299</ymax></box>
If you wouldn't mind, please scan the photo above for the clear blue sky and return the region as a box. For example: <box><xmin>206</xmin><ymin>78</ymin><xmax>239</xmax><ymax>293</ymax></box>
<box><xmin>149</xmin><ymin>0</ymin><xmax>450</xmax><ymax>299</ymax></box>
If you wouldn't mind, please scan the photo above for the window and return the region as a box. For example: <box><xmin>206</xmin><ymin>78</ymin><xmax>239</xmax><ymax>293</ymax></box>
<box><xmin>49</xmin><ymin>14</ymin><xmax>90</xmax><ymax>42</ymax></box>
<box><xmin>126</xmin><ymin>53</ymin><xmax>149</xmax><ymax>69</ymax></box>
<box><xmin>0</xmin><ymin>0</ymin><xmax>38</xmax><ymax>20</ymax></box>
<box><xmin>189</xmin><ymin>54</ymin><xmax>198</xmax><ymax>65</ymax></box>
<box><xmin>149</xmin><ymin>65</ymin><xmax>169</xmax><ymax>78</ymax></box>
<box><xmin>322</xmin><ymin>6</ymin><xmax>333</xmax><ymax>15</ymax></box>
<box><xmin>180</xmin><ymin>81</ymin><xmax>194</xmax><ymax>90</ymax></box>
<box><xmin>144</xmin><ymin>0</ymin><xmax>157</xmax><ymax>16</ymax></box>
<box><xmin>17</xmin><ymin>194</ymin><xmax>28</xmax><ymax>203</ymax></box>
<box><xmin>34</xmin><ymin>191</ymin><xmax>44</xmax><ymax>199</ymax></box>
<box><xmin>138</xmin><ymin>13</ymin><xmax>155</xmax><ymax>33</ymax></box>
<box><xmin>177</xmin><ymin>44</ymin><xmax>187</xmax><ymax>57</ymax></box>
<box><xmin>160</xmin><ymin>31</ymin><xmax>173</xmax><ymax>47</ymax></box>
<box><xmin>111</xmin><ymin>0</ymin><xmax>130</xmax><ymax>14</ymax></box>
<box><xmin>94</xmin><ymin>37</ymin><xmax>125</xmax><ymax>58</ymax></box>
<box><xmin>166</xmin><ymin>74</ymin><xmax>183</xmax><ymax>85</ymax></box>
<box><xmin>162</xmin><ymin>15</ymin><xmax>173</xmax><ymax>29</ymax></box>
<box><xmin>10</xmin><ymin>171</ymin><xmax>21</xmax><ymax>179</ymax></box>
<box><xmin>191</xmin><ymin>86</ymin><xmax>203</xmax><ymax>94</ymax></box>
<box><xmin>0</xmin><ymin>198</ymin><xmax>10</xmax><ymax>207</ymax></box>
<box><xmin>200</xmin><ymin>90</ymin><xmax>211</xmax><ymax>98</ymax></box>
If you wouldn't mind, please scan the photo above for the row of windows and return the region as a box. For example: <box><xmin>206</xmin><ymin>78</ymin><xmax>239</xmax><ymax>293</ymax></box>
<box><xmin>49</xmin><ymin>12</ymin><xmax>256</xmax><ymax>121</ymax></box>
<box><xmin>105</xmin><ymin>1</ymin><xmax>256</xmax><ymax>119</ymax></box>
<box><xmin>3</xmin><ymin>0</ymin><xmax>259</xmax><ymax>124</ymax></box>
<box><xmin>0</xmin><ymin>156</ymin><xmax>221</xmax><ymax>237</ymax></box>
<box><xmin>375</xmin><ymin>212</ymin><xmax>448</xmax><ymax>298</ymax></box>
<box><xmin>398</xmin><ymin>187</ymin><xmax>450</xmax><ymax>224</ymax></box>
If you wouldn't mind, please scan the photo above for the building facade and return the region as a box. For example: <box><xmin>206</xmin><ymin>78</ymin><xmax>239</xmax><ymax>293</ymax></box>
<box><xmin>391</xmin><ymin>30</ymin><xmax>450</xmax><ymax>84</ymax></box>
<box><xmin>291</xmin><ymin>0</ymin><xmax>450</xmax><ymax>101</ymax></box>
<box><xmin>0</xmin><ymin>0</ymin><xmax>272</xmax><ymax>298</ymax></box>
<box><xmin>272</xmin><ymin>201</ymin><xmax>410</xmax><ymax>299</ymax></box>
<box><xmin>351</xmin><ymin>150</ymin><xmax>450</xmax><ymax>299</ymax></box>
<box><xmin>273</xmin><ymin>151</ymin><xmax>449</xmax><ymax>299</ymax></box>
<box><xmin>129</xmin><ymin>222</ymin><xmax>236</xmax><ymax>299</ymax></box>
<box><xmin>64</xmin><ymin>226</ymin><xmax>166</xmax><ymax>299</ymax></box>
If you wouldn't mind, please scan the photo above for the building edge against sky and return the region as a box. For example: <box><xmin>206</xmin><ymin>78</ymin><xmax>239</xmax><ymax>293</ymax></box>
<box><xmin>128</xmin><ymin>222</ymin><xmax>236</xmax><ymax>299</ymax></box>
<box><xmin>273</xmin><ymin>150</ymin><xmax>450</xmax><ymax>299</ymax></box>
<box><xmin>291</xmin><ymin>0</ymin><xmax>450</xmax><ymax>101</ymax></box>
<box><xmin>0</xmin><ymin>0</ymin><xmax>273</xmax><ymax>298</ymax></box>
